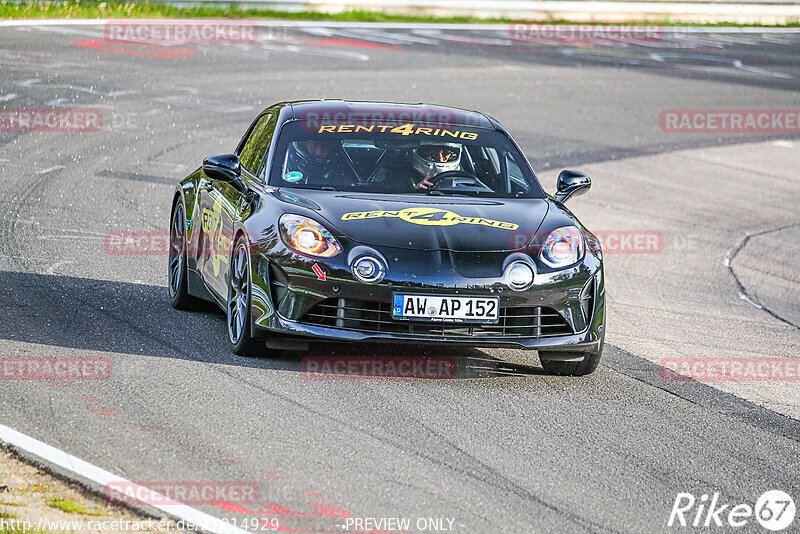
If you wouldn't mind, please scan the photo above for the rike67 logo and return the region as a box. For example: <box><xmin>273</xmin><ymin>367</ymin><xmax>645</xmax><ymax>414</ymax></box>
<box><xmin>668</xmin><ymin>490</ymin><xmax>795</xmax><ymax>531</ymax></box>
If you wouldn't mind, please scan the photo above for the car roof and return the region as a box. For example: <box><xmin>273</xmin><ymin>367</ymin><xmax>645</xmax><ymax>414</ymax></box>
<box><xmin>287</xmin><ymin>100</ymin><xmax>497</xmax><ymax>130</ymax></box>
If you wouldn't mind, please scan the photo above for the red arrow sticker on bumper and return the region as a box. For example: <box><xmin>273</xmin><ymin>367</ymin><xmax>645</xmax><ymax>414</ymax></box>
<box><xmin>312</xmin><ymin>264</ymin><xmax>326</xmax><ymax>281</ymax></box>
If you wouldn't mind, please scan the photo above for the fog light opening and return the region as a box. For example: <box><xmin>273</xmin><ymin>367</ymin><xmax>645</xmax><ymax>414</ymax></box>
<box><xmin>505</xmin><ymin>261</ymin><xmax>534</xmax><ymax>291</ymax></box>
<box><xmin>351</xmin><ymin>256</ymin><xmax>385</xmax><ymax>283</ymax></box>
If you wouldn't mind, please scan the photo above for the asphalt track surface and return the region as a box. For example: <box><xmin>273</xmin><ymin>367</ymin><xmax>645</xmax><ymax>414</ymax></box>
<box><xmin>1</xmin><ymin>22</ymin><xmax>799</xmax><ymax>533</ymax></box>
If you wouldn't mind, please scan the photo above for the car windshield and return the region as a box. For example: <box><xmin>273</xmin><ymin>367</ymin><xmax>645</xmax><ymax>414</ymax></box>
<box><xmin>267</xmin><ymin>121</ymin><xmax>544</xmax><ymax>198</ymax></box>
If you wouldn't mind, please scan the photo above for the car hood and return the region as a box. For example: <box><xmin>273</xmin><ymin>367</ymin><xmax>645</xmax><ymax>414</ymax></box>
<box><xmin>272</xmin><ymin>189</ymin><xmax>549</xmax><ymax>252</ymax></box>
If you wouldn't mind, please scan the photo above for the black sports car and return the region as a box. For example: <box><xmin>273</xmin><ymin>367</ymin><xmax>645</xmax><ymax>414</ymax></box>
<box><xmin>169</xmin><ymin>101</ymin><xmax>605</xmax><ymax>375</ymax></box>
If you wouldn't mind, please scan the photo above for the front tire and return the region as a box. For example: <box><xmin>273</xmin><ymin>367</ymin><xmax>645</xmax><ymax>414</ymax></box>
<box><xmin>227</xmin><ymin>236</ymin><xmax>261</xmax><ymax>356</ymax></box>
<box><xmin>539</xmin><ymin>336</ymin><xmax>604</xmax><ymax>376</ymax></box>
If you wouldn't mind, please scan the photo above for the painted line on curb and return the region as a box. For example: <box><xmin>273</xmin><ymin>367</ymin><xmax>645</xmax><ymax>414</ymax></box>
<box><xmin>1</xmin><ymin>18</ymin><xmax>800</xmax><ymax>32</ymax></box>
<box><xmin>0</xmin><ymin>424</ymin><xmax>248</xmax><ymax>534</ymax></box>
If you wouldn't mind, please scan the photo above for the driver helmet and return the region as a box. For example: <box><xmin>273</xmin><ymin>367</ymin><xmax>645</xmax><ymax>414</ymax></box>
<box><xmin>292</xmin><ymin>139</ymin><xmax>341</xmax><ymax>167</ymax></box>
<box><xmin>412</xmin><ymin>141</ymin><xmax>462</xmax><ymax>177</ymax></box>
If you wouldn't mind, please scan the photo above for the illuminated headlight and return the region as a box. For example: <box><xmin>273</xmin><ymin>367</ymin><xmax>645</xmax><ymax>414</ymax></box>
<box><xmin>539</xmin><ymin>226</ymin><xmax>584</xmax><ymax>269</ymax></box>
<box><xmin>505</xmin><ymin>261</ymin><xmax>534</xmax><ymax>291</ymax></box>
<box><xmin>279</xmin><ymin>214</ymin><xmax>341</xmax><ymax>258</ymax></box>
<box><xmin>351</xmin><ymin>256</ymin><xmax>385</xmax><ymax>283</ymax></box>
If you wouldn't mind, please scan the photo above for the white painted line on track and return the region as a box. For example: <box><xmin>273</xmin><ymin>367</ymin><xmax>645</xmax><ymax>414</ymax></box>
<box><xmin>35</xmin><ymin>165</ymin><xmax>65</xmax><ymax>175</ymax></box>
<box><xmin>0</xmin><ymin>18</ymin><xmax>800</xmax><ymax>32</ymax></box>
<box><xmin>44</xmin><ymin>260</ymin><xmax>74</xmax><ymax>274</ymax></box>
<box><xmin>0</xmin><ymin>424</ymin><xmax>249</xmax><ymax>534</ymax></box>
<box><xmin>0</xmin><ymin>254</ymin><xmax>62</xmax><ymax>261</ymax></box>
<box><xmin>37</xmin><ymin>235</ymin><xmax>102</xmax><ymax>241</ymax></box>
<box><xmin>739</xmin><ymin>293</ymin><xmax>764</xmax><ymax>308</ymax></box>
<box><xmin>772</xmin><ymin>140</ymin><xmax>795</xmax><ymax>148</ymax></box>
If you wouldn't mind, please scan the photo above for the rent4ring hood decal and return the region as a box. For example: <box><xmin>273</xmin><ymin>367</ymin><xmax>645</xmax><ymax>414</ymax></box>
<box><xmin>341</xmin><ymin>207</ymin><xmax>519</xmax><ymax>230</ymax></box>
<box><xmin>273</xmin><ymin>190</ymin><xmax>550</xmax><ymax>252</ymax></box>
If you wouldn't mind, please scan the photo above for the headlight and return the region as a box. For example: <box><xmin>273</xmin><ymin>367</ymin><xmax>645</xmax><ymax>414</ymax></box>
<box><xmin>539</xmin><ymin>226</ymin><xmax>584</xmax><ymax>268</ymax></box>
<box><xmin>279</xmin><ymin>214</ymin><xmax>341</xmax><ymax>258</ymax></box>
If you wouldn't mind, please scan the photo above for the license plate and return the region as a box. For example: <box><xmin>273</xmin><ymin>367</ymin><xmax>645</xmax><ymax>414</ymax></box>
<box><xmin>392</xmin><ymin>294</ymin><xmax>499</xmax><ymax>324</ymax></box>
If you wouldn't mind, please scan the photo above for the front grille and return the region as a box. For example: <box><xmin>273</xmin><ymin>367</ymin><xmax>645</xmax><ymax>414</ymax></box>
<box><xmin>299</xmin><ymin>298</ymin><xmax>573</xmax><ymax>339</ymax></box>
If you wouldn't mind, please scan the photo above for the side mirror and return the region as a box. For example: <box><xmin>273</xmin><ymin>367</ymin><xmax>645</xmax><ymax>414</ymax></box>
<box><xmin>554</xmin><ymin>170</ymin><xmax>591</xmax><ymax>203</ymax></box>
<box><xmin>203</xmin><ymin>154</ymin><xmax>241</xmax><ymax>183</ymax></box>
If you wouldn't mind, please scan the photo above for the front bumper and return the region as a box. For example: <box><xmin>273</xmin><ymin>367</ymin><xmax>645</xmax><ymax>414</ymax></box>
<box><xmin>249</xmin><ymin>245</ymin><xmax>604</xmax><ymax>353</ymax></box>
<box><xmin>258</xmin><ymin>314</ymin><xmax>603</xmax><ymax>352</ymax></box>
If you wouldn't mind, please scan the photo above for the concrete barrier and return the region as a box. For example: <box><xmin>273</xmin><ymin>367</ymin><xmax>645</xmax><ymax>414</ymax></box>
<box><xmin>167</xmin><ymin>0</ymin><xmax>800</xmax><ymax>24</ymax></box>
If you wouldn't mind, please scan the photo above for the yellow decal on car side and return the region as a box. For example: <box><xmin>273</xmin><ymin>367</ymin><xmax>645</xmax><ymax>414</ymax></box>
<box><xmin>341</xmin><ymin>207</ymin><xmax>519</xmax><ymax>230</ymax></box>
<box><xmin>201</xmin><ymin>201</ymin><xmax>232</xmax><ymax>276</ymax></box>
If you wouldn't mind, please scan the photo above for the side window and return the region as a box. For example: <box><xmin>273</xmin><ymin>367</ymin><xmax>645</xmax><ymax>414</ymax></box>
<box><xmin>505</xmin><ymin>153</ymin><xmax>530</xmax><ymax>194</ymax></box>
<box><xmin>238</xmin><ymin>113</ymin><xmax>275</xmax><ymax>175</ymax></box>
